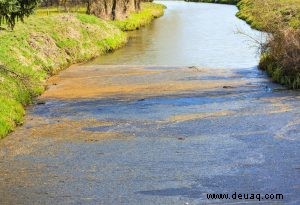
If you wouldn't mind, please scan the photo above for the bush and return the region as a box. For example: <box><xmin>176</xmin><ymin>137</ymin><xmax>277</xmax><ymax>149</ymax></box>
<box><xmin>260</xmin><ymin>29</ymin><xmax>300</xmax><ymax>88</ymax></box>
<box><xmin>237</xmin><ymin>0</ymin><xmax>300</xmax><ymax>88</ymax></box>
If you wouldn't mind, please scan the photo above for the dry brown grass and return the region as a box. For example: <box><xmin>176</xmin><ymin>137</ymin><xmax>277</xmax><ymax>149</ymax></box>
<box><xmin>266</xmin><ymin>29</ymin><xmax>300</xmax><ymax>76</ymax></box>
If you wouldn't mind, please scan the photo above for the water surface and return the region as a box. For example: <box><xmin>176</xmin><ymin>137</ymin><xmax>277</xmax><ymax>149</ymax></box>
<box><xmin>89</xmin><ymin>0</ymin><xmax>264</xmax><ymax>68</ymax></box>
<box><xmin>1</xmin><ymin>2</ymin><xmax>299</xmax><ymax>205</ymax></box>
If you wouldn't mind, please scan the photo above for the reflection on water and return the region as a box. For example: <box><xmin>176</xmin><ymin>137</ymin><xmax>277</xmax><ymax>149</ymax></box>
<box><xmin>88</xmin><ymin>1</ymin><xmax>265</xmax><ymax>68</ymax></box>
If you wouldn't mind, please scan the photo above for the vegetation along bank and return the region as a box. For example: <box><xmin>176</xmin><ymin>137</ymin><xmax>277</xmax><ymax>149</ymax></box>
<box><xmin>0</xmin><ymin>1</ymin><xmax>165</xmax><ymax>138</ymax></box>
<box><xmin>186</xmin><ymin>0</ymin><xmax>300</xmax><ymax>89</ymax></box>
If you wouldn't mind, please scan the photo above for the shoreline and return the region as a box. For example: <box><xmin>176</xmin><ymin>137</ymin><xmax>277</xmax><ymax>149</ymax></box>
<box><xmin>0</xmin><ymin>2</ymin><xmax>165</xmax><ymax>138</ymax></box>
<box><xmin>184</xmin><ymin>0</ymin><xmax>300</xmax><ymax>89</ymax></box>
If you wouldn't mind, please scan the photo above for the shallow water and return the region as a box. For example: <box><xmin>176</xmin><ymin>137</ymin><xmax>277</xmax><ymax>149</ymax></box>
<box><xmin>89</xmin><ymin>0</ymin><xmax>264</xmax><ymax>68</ymax></box>
<box><xmin>1</xmin><ymin>65</ymin><xmax>299</xmax><ymax>204</ymax></box>
<box><xmin>0</xmin><ymin>1</ymin><xmax>299</xmax><ymax>205</ymax></box>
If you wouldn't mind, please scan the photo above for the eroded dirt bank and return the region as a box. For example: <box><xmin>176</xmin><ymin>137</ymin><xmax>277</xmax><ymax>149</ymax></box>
<box><xmin>0</xmin><ymin>65</ymin><xmax>299</xmax><ymax>204</ymax></box>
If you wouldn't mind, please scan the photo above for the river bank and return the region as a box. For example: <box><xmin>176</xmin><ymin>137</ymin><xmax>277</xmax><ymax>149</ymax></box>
<box><xmin>186</xmin><ymin>0</ymin><xmax>300</xmax><ymax>89</ymax></box>
<box><xmin>237</xmin><ymin>0</ymin><xmax>300</xmax><ymax>89</ymax></box>
<box><xmin>0</xmin><ymin>2</ymin><xmax>165</xmax><ymax>138</ymax></box>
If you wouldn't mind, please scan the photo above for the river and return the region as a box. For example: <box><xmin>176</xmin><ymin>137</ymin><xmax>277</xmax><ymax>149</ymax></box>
<box><xmin>89</xmin><ymin>0</ymin><xmax>264</xmax><ymax>68</ymax></box>
<box><xmin>0</xmin><ymin>1</ymin><xmax>299</xmax><ymax>205</ymax></box>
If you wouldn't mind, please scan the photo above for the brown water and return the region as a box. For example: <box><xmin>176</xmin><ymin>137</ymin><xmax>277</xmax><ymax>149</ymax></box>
<box><xmin>89</xmin><ymin>0</ymin><xmax>265</xmax><ymax>68</ymax></box>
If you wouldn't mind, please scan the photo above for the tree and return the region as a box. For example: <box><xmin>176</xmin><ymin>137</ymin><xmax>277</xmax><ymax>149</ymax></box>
<box><xmin>88</xmin><ymin>0</ymin><xmax>141</xmax><ymax>20</ymax></box>
<box><xmin>0</xmin><ymin>0</ymin><xmax>41</xmax><ymax>30</ymax></box>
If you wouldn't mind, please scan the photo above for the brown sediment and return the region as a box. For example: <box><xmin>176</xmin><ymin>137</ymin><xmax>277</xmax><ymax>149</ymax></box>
<box><xmin>43</xmin><ymin>80</ymin><xmax>244</xmax><ymax>99</ymax></box>
<box><xmin>166</xmin><ymin>96</ymin><xmax>295</xmax><ymax>124</ymax></box>
<box><xmin>42</xmin><ymin>66</ymin><xmax>250</xmax><ymax>100</ymax></box>
<box><xmin>28</xmin><ymin>118</ymin><xmax>126</xmax><ymax>141</ymax></box>
<box><xmin>262</xmin><ymin>97</ymin><xmax>293</xmax><ymax>114</ymax></box>
<box><xmin>168</xmin><ymin>110</ymin><xmax>234</xmax><ymax>123</ymax></box>
<box><xmin>0</xmin><ymin>118</ymin><xmax>132</xmax><ymax>158</ymax></box>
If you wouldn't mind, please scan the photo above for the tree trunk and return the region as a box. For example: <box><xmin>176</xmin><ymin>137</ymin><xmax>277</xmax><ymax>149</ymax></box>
<box><xmin>89</xmin><ymin>0</ymin><xmax>141</xmax><ymax>20</ymax></box>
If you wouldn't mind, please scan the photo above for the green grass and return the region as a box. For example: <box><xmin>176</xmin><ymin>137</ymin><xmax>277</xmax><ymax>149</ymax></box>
<box><xmin>0</xmin><ymin>3</ymin><xmax>165</xmax><ymax>138</ymax></box>
<box><xmin>236</xmin><ymin>0</ymin><xmax>300</xmax><ymax>30</ymax></box>
<box><xmin>35</xmin><ymin>5</ymin><xmax>87</xmax><ymax>15</ymax></box>
<box><xmin>0</xmin><ymin>96</ymin><xmax>25</xmax><ymax>138</ymax></box>
<box><xmin>184</xmin><ymin>0</ymin><xmax>300</xmax><ymax>29</ymax></box>
<box><xmin>113</xmin><ymin>3</ymin><xmax>166</xmax><ymax>31</ymax></box>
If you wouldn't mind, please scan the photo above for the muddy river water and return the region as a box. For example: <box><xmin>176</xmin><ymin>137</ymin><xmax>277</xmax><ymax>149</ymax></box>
<box><xmin>0</xmin><ymin>1</ymin><xmax>299</xmax><ymax>205</ymax></box>
<box><xmin>89</xmin><ymin>1</ymin><xmax>264</xmax><ymax>68</ymax></box>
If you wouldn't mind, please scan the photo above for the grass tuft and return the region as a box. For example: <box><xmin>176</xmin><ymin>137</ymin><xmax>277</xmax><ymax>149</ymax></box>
<box><xmin>113</xmin><ymin>3</ymin><xmax>166</xmax><ymax>31</ymax></box>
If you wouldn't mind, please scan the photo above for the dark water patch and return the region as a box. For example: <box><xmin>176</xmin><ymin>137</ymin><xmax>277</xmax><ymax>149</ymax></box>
<box><xmin>183</xmin><ymin>75</ymin><xmax>239</xmax><ymax>81</ymax></box>
<box><xmin>82</xmin><ymin>126</ymin><xmax>114</xmax><ymax>132</ymax></box>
